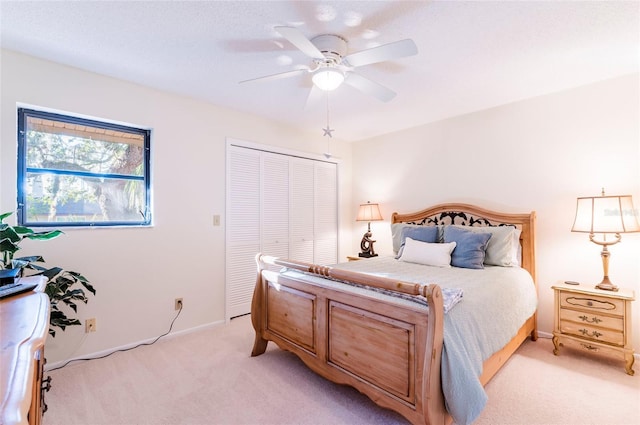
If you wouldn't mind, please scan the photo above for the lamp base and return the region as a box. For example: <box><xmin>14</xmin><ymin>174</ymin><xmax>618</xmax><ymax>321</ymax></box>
<box><xmin>592</xmin><ymin>241</ymin><xmax>619</xmax><ymax>291</ymax></box>
<box><xmin>595</xmin><ymin>278</ymin><xmax>619</xmax><ymax>292</ymax></box>
<box><xmin>359</xmin><ymin>230</ymin><xmax>377</xmax><ymax>258</ymax></box>
<box><xmin>595</xmin><ymin>283</ymin><xmax>619</xmax><ymax>291</ymax></box>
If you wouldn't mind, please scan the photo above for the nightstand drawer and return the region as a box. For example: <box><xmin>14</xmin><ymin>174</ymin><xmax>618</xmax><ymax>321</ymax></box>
<box><xmin>559</xmin><ymin>320</ymin><xmax>624</xmax><ymax>346</ymax></box>
<box><xmin>559</xmin><ymin>308</ymin><xmax>624</xmax><ymax>331</ymax></box>
<box><xmin>560</xmin><ymin>292</ymin><xmax>624</xmax><ymax>316</ymax></box>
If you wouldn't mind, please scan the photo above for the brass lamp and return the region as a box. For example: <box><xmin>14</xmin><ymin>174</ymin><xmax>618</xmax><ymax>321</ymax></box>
<box><xmin>356</xmin><ymin>201</ymin><xmax>384</xmax><ymax>258</ymax></box>
<box><xmin>571</xmin><ymin>189</ymin><xmax>640</xmax><ymax>291</ymax></box>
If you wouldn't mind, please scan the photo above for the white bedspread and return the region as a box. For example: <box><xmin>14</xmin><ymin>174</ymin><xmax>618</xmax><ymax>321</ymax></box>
<box><xmin>332</xmin><ymin>256</ymin><xmax>538</xmax><ymax>425</ymax></box>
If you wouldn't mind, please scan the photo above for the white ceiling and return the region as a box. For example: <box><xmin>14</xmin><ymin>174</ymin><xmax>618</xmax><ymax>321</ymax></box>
<box><xmin>1</xmin><ymin>1</ymin><xmax>638</xmax><ymax>142</ymax></box>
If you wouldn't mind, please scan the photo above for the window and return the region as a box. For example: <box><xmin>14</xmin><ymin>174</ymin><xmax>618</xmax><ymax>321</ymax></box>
<box><xmin>17</xmin><ymin>108</ymin><xmax>151</xmax><ymax>227</ymax></box>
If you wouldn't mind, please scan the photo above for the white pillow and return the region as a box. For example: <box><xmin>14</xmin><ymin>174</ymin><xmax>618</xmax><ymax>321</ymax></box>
<box><xmin>398</xmin><ymin>237</ymin><xmax>456</xmax><ymax>268</ymax></box>
<box><xmin>450</xmin><ymin>225</ymin><xmax>521</xmax><ymax>267</ymax></box>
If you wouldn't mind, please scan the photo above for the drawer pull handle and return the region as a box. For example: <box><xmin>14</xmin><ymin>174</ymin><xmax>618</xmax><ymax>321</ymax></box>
<box><xmin>566</xmin><ymin>296</ymin><xmax>616</xmax><ymax>311</ymax></box>
<box><xmin>41</xmin><ymin>375</ymin><xmax>52</xmax><ymax>416</ymax></box>
<box><xmin>42</xmin><ymin>376</ymin><xmax>52</xmax><ymax>392</ymax></box>
<box><xmin>579</xmin><ymin>329</ymin><xmax>602</xmax><ymax>338</ymax></box>
<box><xmin>578</xmin><ymin>315</ymin><xmax>602</xmax><ymax>324</ymax></box>
<box><xmin>581</xmin><ymin>343</ymin><xmax>599</xmax><ymax>352</ymax></box>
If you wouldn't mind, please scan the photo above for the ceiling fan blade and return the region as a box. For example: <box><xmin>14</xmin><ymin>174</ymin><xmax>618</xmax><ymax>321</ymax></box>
<box><xmin>239</xmin><ymin>68</ymin><xmax>307</xmax><ymax>84</ymax></box>
<box><xmin>344</xmin><ymin>39</ymin><xmax>418</xmax><ymax>67</ymax></box>
<box><xmin>343</xmin><ymin>72</ymin><xmax>396</xmax><ymax>102</ymax></box>
<box><xmin>304</xmin><ymin>85</ymin><xmax>324</xmax><ymax>110</ymax></box>
<box><xmin>275</xmin><ymin>26</ymin><xmax>325</xmax><ymax>60</ymax></box>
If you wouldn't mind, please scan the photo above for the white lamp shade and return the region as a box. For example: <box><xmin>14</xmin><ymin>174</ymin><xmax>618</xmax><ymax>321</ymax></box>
<box><xmin>312</xmin><ymin>68</ymin><xmax>344</xmax><ymax>91</ymax></box>
<box><xmin>572</xmin><ymin>194</ymin><xmax>640</xmax><ymax>233</ymax></box>
<box><xmin>356</xmin><ymin>202</ymin><xmax>383</xmax><ymax>222</ymax></box>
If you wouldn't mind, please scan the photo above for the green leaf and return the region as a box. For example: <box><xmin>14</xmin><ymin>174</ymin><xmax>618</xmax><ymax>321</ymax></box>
<box><xmin>68</xmin><ymin>271</ymin><xmax>96</xmax><ymax>295</ymax></box>
<box><xmin>0</xmin><ymin>238</ymin><xmax>19</xmax><ymax>255</ymax></box>
<box><xmin>0</xmin><ymin>225</ymin><xmax>21</xmax><ymax>244</ymax></box>
<box><xmin>82</xmin><ymin>280</ymin><xmax>97</xmax><ymax>295</ymax></box>
<box><xmin>42</xmin><ymin>267</ymin><xmax>63</xmax><ymax>280</ymax></box>
<box><xmin>49</xmin><ymin>309</ymin><xmax>81</xmax><ymax>334</ymax></box>
<box><xmin>13</xmin><ymin>225</ymin><xmax>35</xmax><ymax>235</ymax></box>
<box><xmin>68</xmin><ymin>270</ymin><xmax>89</xmax><ymax>283</ymax></box>
<box><xmin>50</xmin><ymin>310</ymin><xmax>81</xmax><ymax>325</ymax></box>
<box><xmin>24</xmin><ymin>230</ymin><xmax>64</xmax><ymax>240</ymax></box>
<box><xmin>0</xmin><ymin>212</ymin><xmax>13</xmax><ymax>222</ymax></box>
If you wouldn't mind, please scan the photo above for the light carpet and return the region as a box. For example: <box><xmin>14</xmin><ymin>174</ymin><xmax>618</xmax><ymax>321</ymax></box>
<box><xmin>43</xmin><ymin>315</ymin><xmax>640</xmax><ymax>425</ymax></box>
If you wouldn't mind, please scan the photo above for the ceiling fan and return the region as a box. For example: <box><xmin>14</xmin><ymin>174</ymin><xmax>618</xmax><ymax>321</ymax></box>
<box><xmin>240</xmin><ymin>26</ymin><xmax>418</xmax><ymax>104</ymax></box>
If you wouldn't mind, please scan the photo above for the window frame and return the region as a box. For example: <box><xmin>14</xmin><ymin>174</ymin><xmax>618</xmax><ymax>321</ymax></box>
<box><xmin>17</xmin><ymin>108</ymin><xmax>152</xmax><ymax>227</ymax></box>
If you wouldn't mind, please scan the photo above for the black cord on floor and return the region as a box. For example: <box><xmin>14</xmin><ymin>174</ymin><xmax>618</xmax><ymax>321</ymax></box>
<box><xmin>47</xmin><ymin>304</ymin><xmax>183</xmax><ymax>371</ymax></box>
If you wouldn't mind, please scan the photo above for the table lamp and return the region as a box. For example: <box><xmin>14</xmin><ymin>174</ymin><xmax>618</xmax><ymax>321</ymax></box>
<box><xmin>571</xmin><ymin>189</ymin><xmax>640</xmax><ymax>291</ymax></box>
<box><xmin>356</xmin><ymin>201</ymin><xmax>383</xmax><ymax>258</ymax></box>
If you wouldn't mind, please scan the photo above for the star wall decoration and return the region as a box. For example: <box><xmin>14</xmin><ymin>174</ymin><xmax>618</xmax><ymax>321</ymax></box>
<box><xmin>323</xmin><ymin>126</ymin><xmax>334</xmax><ymax>137</ymax></box>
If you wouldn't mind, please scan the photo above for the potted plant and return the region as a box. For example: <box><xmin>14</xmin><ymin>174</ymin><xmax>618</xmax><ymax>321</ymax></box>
<box><xmin>0</xmin><ymin>212</ymin><xmax>95</xmax><ymax>336</ymax></box>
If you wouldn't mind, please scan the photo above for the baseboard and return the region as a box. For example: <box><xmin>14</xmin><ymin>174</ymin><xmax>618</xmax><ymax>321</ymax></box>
<box><xmin>45</xmin><ymin>319</ymin><xmax>226</xmax><ymax>371</ymax></box>
<box><xmin>44</xmin><ymin>323</ymin><xmax>640</xmax><ymax>371</ymax></box>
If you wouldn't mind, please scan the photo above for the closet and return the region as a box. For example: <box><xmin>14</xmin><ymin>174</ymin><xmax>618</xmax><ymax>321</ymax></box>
<box><xmin>226</xmin><ymin>142</ymin><xmax>337</xmax><ymax>319</ymax></box>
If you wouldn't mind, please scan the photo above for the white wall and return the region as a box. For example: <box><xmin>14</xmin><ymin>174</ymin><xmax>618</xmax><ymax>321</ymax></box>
<box><xmin>0</xmin><ymin>50</ymin><xmax>353</xmax><ymax>364</ymax></box>
<box><xmin>352</xmin><ymin>74</ymin><xmax>640</xmax><ymax>349</ymax></box>
<box><xmin>3</xmin><ymin>48</ymin><xmax>638</xmax><ymax>364</ymax></box>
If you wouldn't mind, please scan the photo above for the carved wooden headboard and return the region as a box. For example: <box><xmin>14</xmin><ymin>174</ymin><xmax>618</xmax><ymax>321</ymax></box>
<box><xmin>391</xmin><ymin>203</ymin><xmax>537</xmax><ymax>283</ymax></box>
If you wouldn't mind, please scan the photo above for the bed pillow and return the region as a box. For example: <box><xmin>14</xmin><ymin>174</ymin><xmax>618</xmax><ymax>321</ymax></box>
<box><xmin>395</xmin><ymin>226</ymin><xmax>439</xmax><ymax>258</ymax></box>
<box><xmin>443</xmin><ymin>226</ymin><xmax>492</xmax><ymax>269</ymax></box>
<box><xmin>391</xmin><ymin>223</ymin><xmax>414</xmax><ymax>254</ymax></box>
<box><xmin>450</xmin><ymin>225</ymin><xmax>521</xmax><ymax>267</ymax></box>
<box><xmin>391</xmin><ymin>223</ymin><xmax>442</xmax><ymax>253</ymax></box>
<box><xmin>398</xmin><ymin>237</ymin><xmax>456</xmax><ymax>268</ymax></box>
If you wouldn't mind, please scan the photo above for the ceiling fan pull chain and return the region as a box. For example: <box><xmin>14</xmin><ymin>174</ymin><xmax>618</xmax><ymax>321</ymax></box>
<box><xmin>323</xmin><ymin>91</ymin><xmax>333</xmax><ymax>159</ymax></box>
<box><xmin>326</xmin><ymin>92</ymin><xmax>329</xmax><ymax>128</ymax></box>
<box><xmin>322</xmin><ymin>90</ymin><xmax>334</xmax><ymax>139</ymax></box>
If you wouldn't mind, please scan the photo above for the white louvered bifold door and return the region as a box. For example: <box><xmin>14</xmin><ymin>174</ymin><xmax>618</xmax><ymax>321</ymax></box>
<box><xmin>314</xmin><ymin>161</ymin><xmax>338</xmax><ymax>265</ymax></box>
<box><xmin>226</xmin><ymin>146</ymin><xmax>261</xmax><ymax>319</ymax></box>
<box><xmin>226</xmin><ymin>143</ymin><xmax>338</xmax><ymax>320</ymax></box>
<box><xmin>261</xmin><ymin>152</ymin><xmax>289</xmax><ymax>259</ymax></box>
<box><xmin>289</xmin><ymin>158</ymin><xmax>315</xmax><ymax>263</ymax></box>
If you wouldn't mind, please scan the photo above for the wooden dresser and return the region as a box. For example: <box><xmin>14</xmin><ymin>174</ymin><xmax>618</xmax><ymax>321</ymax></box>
<box><xmin>552</xmin><ymin>282</ymin><xmax>635</xmax><ymax>375</ymax></box>
<box><xmin>0</xmin><ymin>277</ymin><xmax>50</xmax><ymax>425</ymax></box>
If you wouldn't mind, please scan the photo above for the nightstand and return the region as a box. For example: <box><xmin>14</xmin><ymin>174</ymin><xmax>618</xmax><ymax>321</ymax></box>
<box><xmin>346</xmin><ymin>256</ymin><xmax>361</xmax><ymax>262</ymax></box>
<box><xmin>552</xmin><ymin>282</ymin><xmax>635</xmax><ymax>375</ymax></box>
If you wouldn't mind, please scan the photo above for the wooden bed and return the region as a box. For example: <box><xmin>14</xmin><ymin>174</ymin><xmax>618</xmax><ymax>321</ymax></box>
<box><xmin>250</xmin><ymin>203</ymin><xmax>538</xmax><ymax>425</ymax></box>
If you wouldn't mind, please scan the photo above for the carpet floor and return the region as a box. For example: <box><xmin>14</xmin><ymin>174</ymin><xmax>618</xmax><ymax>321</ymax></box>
<box><xmin>43</xmin><ymin>315</ymin><xmax>640</xmax><ymax>425</ymax></box>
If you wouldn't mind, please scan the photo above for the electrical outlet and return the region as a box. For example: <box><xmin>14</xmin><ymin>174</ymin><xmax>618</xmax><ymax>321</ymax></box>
<box><xmin>85</xmin><ymin>318</ymin><xmax>96</xmax><ymax>333</ymax></box>
<box><xmin>175</xmin><ymin>298</ymin><xmax>183</xmax><ymax>311</ymax></box>
<box><xmin>213</xmin><ymin>215</ymin><xmax>221</xmax><ymax>226</ymax></box>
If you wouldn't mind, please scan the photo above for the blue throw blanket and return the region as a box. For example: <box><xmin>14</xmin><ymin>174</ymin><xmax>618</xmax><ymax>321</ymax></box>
<box><xmin>333</xmin><ymin>256</ymin><xmax>538</xmax><ymax>425</ymax></box>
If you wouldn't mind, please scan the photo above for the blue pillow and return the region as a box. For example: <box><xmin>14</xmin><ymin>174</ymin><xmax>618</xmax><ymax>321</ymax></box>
<box><xmin>396</xmin><ymin>226</ymin><xmax>439</xmax><ymax>258</ymax></box>
<box><xmin>443</xmin><ymin>226</ymin><xmax>492</xmax><ymax>269</ymax></box>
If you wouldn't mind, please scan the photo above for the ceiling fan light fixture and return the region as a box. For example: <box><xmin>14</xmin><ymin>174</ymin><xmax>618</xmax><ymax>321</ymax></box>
<box><xmin>312</xmin><ymin>68</ymin><xmax>344</xmax><ymax>91</ymax></box>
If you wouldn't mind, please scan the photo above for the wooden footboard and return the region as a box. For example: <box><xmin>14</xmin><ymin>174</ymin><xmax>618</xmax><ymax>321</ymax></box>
<box><xmin>251</xmin><ymin>254</ymin><xmax>447</xmax><ymax>425</ymax></box>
